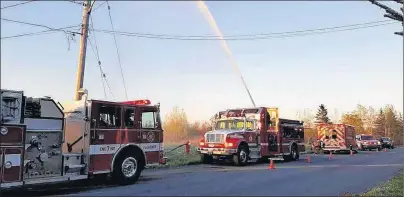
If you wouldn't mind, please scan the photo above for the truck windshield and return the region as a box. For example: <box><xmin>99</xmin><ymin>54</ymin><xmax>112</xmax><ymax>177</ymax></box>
<box><xmin>361</xmin><ymin>136</ymin><xmax>375</xmax><ymax>140</ymax></box>
<box><xmin>215</xmin><ymin>119</ymin><xmax>255</xmax><ymax>130</ymax></box>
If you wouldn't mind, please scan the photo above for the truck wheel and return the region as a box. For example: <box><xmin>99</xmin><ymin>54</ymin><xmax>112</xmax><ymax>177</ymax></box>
<box><xmin>201</xmin><ymin>154</ymin><xmax>213</xmax><ymax>164</ymax></box>
<box><xmin>233</xmin><ymin>145</ymin><xmax>248</xmax><ymax>166</ymax></box>
<box><xmin>112</xmin><ymin>154</ymin><xmax>142</xmax><ymax>185</ymax></box>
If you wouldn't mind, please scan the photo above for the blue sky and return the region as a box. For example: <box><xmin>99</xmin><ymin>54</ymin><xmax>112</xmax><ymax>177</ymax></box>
<box><xmin>1</xmin><ymin>1</ymin><xmax>403</xmax><ymax>122</ymax></box>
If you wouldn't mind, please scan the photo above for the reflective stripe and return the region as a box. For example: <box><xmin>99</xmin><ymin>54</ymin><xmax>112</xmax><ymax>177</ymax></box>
<box><xmin>248</xmin><ymin>143</ymin><xmax>258</xmax><ymax>147</ymax></box>
<box><xmin>89</xmin><ymin>143</ymin><xmax>163</xmax><ymax>155</ymax></box>
<box><xmin>89</xmin><ymin>144</ymin><xmax>121</xmax><ymax>155</ymax></box>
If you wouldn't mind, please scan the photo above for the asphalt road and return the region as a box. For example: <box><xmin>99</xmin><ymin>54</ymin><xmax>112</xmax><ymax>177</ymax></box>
<box><xmin>4</xmin><ymin>148</ymin><xmax>404</xmax><ymax>196</ymax></box>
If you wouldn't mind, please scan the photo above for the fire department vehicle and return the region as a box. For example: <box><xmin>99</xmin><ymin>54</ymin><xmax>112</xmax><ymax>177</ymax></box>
<box><xmin>197</xmin><ymin>107</ymin><xmax>305</xmax><ymax>166</ymax></box>
<box><xmin>317</xmin><ymin>123</ymin><xmax>358</xmax><ymax>153</ymax></box>
<box><xmin>355</xmin><ymin>134</ymin><xmax>381</xmax><ymax>151</ymax></box>
<box><xmin>0</xmin><ymin>89</ymin><xmax>166</xmax><ymax>189</ymax></box>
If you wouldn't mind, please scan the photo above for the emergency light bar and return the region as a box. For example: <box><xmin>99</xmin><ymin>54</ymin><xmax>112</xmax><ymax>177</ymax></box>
<box><xmin>226</xmin><ymin>110</ymin><xmax>245</xmax><ymax>118</ymax></box>
<box><xmin>121</xmin><ymin>99</ymin><xmax>151</xmax><ymax>106</ymax></box>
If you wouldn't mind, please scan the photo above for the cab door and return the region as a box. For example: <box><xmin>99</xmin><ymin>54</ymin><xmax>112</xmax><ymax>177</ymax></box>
<box><xmin>121</xmin><ymin>107</ymin><xmax>139</xmax><ymax>144</ymax></box>
<box><xmin>89</xmin><ymin>102</ymin><xmax>122</xmax><ymax>173</ymax></box>
<box><xmin>138</xmin><ymin>107</ymin><xmax>162</xmax><ymax>165</ymax></box>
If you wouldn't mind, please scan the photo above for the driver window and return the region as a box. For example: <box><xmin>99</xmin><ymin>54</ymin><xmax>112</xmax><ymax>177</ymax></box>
<box><xmin>141</xmin><ymin>111</ymin><xmax>156</xmax><ymax>129</ymax></box>
<box><xmin>124</xmin><ymin>109</ymin><xmax>135</xmax><ymax>128</ymax></box>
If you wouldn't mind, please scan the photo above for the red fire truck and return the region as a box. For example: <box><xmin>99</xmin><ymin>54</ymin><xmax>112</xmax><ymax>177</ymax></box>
<box><xmin>198</xmin><ymin>107</ymin><xmax>305</xmax><ymax>166</ymax></box>
<box><xmin>0</xmin><ymin>89</ymin><xmax>166</xmax><ymax>189</ymax></box>
<box><xmin>317</xmin><ymin>123</ymin><xmax>358</xmax><ymax>153</ymax></box>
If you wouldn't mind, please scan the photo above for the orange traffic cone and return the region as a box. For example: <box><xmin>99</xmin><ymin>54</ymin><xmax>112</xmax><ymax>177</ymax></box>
<box><xmin>329</xmin><ymin>152</ymin><xmax>333</xmax><ymax>160</ymax></box>
<box><xmin>350</xmin><ymin>150</ymin><xmax>353</xmax><ymax>156</ymax></box>
<box><xmin>268</xmin><ymin>160</ymin><xmax>275</xmax><ymax>170</ymax></box>
<box><xmin>306</xmin><ymin>155</ymin><xmax>311</xmax><ymax>163</ymax></box>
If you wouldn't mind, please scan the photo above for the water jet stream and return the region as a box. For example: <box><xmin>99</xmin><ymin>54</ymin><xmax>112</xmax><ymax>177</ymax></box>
<box><xmin>196</xmin><ymin>1</ymin><xmax>256</xmax><ymax>107</ymax></box>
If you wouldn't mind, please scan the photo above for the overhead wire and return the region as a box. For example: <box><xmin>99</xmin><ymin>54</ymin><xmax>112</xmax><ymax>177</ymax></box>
<box><xmin>91</xmin><ymin>20</ymin><xmax>398</xmax><ymax>40</ymax></box>
<box><xmin>92</xmin><ymin>1</ymin><xmax>106</xmax><ymax>11</ymax></box>
<box><xmin>88</xmin><ymin>14</ymin><xmax>114</xmax><ymax>100</ymax></box>
<box><xmin>1</xmin><ymin>18</ymin><xmax>82</xmax><ymax>36</ymax></box>
<box><xmin>105</xmin><ymin>1</ymin><xmax>129</xmax><ymax>100</ymax></box>
<box><xmin>1</xmin><ymin>24</ymin><xmax>81</xmax><ymax>40</ymax></box>
<box><xmin>1</xmin><ymin>1</ymin><xmax>36</xmax><ymax>10</ymax></box>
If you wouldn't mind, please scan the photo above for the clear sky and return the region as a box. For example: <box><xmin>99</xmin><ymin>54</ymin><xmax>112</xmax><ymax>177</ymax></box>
<box><xmin>1</xmin><ymin>1</ymin><xmax>403</xmax><ymax>122</ymax></box>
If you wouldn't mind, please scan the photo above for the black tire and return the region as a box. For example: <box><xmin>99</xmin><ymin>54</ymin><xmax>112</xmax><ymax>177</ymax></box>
<box><xmin>112</xmin><ymin>153</ymin><xmax>143</xmax><ymax>185</ymax></box>
<box><xmin>290</xmin><ymin>144</ymin><xmax>299</xmax><ymax>161</ymax></box>
<box><xmin>201</xmin><ymin>154</ymin><xmax>213</xmax><ymax>164</ymax></box>
<box><xmin>377</xmin><ymin>147</ymin><xmax>381</xmax><ymax>151</ymax></box>
<box><xmin>391</xmin><ymin>146</ymin><xmax>394</xmax><ymax>149</ymax></box>
<box><xmin>233</xmin><ymin>145</ymin><xmax>249</xmax><ymax>166</ymax></box>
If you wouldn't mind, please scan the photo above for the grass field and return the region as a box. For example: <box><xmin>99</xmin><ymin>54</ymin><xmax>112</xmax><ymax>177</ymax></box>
<box><xmin>341</xmin><ymin>169</ymin><xmax>403</xmax><ymax>197</ymax></box>
<box><xmin>360</xmin><ymin>169</ymin><xmax>403</xmax><ymax>197</ymax></box>
<box><xmin>162</xmin><ymin>143</ymin><xmax>201</xmax><ymax>167</ymax></box>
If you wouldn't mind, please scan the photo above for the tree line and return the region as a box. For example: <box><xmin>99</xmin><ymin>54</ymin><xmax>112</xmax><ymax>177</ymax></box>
<box><xmin>163</xmin><ymin>104</ymin><xmax>403</xmax><ymax>145</ymax></box>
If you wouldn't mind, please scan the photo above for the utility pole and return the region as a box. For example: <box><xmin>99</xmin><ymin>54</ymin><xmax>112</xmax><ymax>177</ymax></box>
<box><xmin>74</xmin><ymin>0</ymin><xmax>92</xmax><ymax>101</ymax></box>
<box><xmin>368</xmin><ymin>0</ymin><xmax>403</xmax><ymax>36</ymax></box>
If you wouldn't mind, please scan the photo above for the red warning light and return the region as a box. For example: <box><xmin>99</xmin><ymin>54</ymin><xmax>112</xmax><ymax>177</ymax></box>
<box><xmin>121</xmin><ymin>99</ymin><xmax>151</xmax><ymax>106</ymax></box>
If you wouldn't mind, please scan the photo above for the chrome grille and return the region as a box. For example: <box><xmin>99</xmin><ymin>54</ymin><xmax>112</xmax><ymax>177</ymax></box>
<box><xmin>206</xmin><ymin>133</ymin><xmax>224</xmax><ymax>143</ymax></box>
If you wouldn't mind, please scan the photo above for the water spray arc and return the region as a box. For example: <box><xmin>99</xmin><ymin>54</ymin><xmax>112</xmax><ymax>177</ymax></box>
<box><xmin>197</xmin><ymin>1</ymin><xmax>256</xmax><ymax>107</ymax></box>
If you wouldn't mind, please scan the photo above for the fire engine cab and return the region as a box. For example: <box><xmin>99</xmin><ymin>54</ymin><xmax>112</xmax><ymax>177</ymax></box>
<box><xmin>0</xmin><ymin>89</ymin><xmax>166</xmax><ymax>189</ymax></box>
<box><xmin>197</xmin><ymin>107</ymin><xmax>305</xmax><ymax>166</ymax></box>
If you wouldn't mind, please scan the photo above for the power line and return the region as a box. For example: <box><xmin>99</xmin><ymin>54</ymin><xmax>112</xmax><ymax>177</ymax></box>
<box><xmin>68</xmin><ymin>0</ymin><xmax>83</xmax><ymax>5</ymax></box>
<box><xmin>1</xmin><ymin>24</ymin><xmax>81</xmax><ymax>40</ymax></box>
<box><xmin>105</xmin><ymin>1</ymin><xmax>129</xmax><ymax>100</ymax></box>
<box><xmin>1</xmin><ymin>1</ymin><xmax>35</xmax><ymax>10</ymax></box>
<box><xmin>94</xmin><ymin>19</ymin><xmax>394</xmax><ymax>39</ymax></box>
<box><xmin>93</xmin><ymin>1</ymin><xmax>106</xmax><ymax>11</ymax></box>
<box><xmin>88</xmin><ymin>36</ymin><xmax>115</xmax><ymax>100</ymax></box>
<box><xmin>88</xmin><ymin>15</ymin><xmax>114</xmax><ymax>100</ymax></box>
<box><xmin>91</xmin><ymin>20</ymin><xmax>398</xmax><ymax>41</ymax></box>
<box><xmin>1</xmin><ymin>18</ymin><xmax>82</xmax><ymax>36</ymax></box>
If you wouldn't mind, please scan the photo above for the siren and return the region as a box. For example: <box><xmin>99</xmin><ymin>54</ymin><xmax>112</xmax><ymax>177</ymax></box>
<box><xmin>121</xmin><ymin>99</ymin><xmax>151</xmax><ymax>106</ymax></box>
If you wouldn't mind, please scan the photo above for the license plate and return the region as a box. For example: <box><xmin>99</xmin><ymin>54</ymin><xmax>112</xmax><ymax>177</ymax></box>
<box><xmin>208</xmin><ymin>144</ymin><xmax>214</xmax><ymax>147</ymax></box>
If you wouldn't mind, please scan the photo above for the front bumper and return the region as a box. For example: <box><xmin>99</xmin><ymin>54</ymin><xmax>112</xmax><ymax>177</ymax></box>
<box><xmin>197</xmin><ymin>147</ymin><xmax>237</xmax><ymax>156</ymax></box>
<box><xmin>362</xmin><ymin>144</ymin><xmax>381</xmax><ymax>149</ymax></box>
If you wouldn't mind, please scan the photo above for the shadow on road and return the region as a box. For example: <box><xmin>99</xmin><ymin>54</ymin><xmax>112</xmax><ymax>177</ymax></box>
<box><xmin>0</xmin><ymin>175</ymin><xmax>162</xmax><ymax>197</ymax></box>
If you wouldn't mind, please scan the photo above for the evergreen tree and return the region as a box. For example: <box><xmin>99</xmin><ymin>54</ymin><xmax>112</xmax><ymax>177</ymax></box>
<box><xmin>315</xmin><ymin>104</ymin><xmax>331</xmax><ymax>124</ymax></box>
<box><xmin>374</xmin><ymin>108</ymin><xmax>385</xmax><ymax>137</ymax></box>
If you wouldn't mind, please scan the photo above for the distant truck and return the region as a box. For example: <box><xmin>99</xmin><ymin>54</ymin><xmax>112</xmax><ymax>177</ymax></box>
<box><xmin>379</xmin><ymin>137</ymin><xmax>394</xmax><ymax>149</ymax></box>
<box><xmin>197</xmin><ymin>107</ymin><xmax>305</xmax><ymax>166</ymax></box>
<box><xmin>317</xmin><ymin>123</ymin><xmax>358</xmax><ymax>153</ymax></box>
<box><xmin>355</xmin><ymin>134</ymin><xmax>381</xmax><ymax>151</ymax></box>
